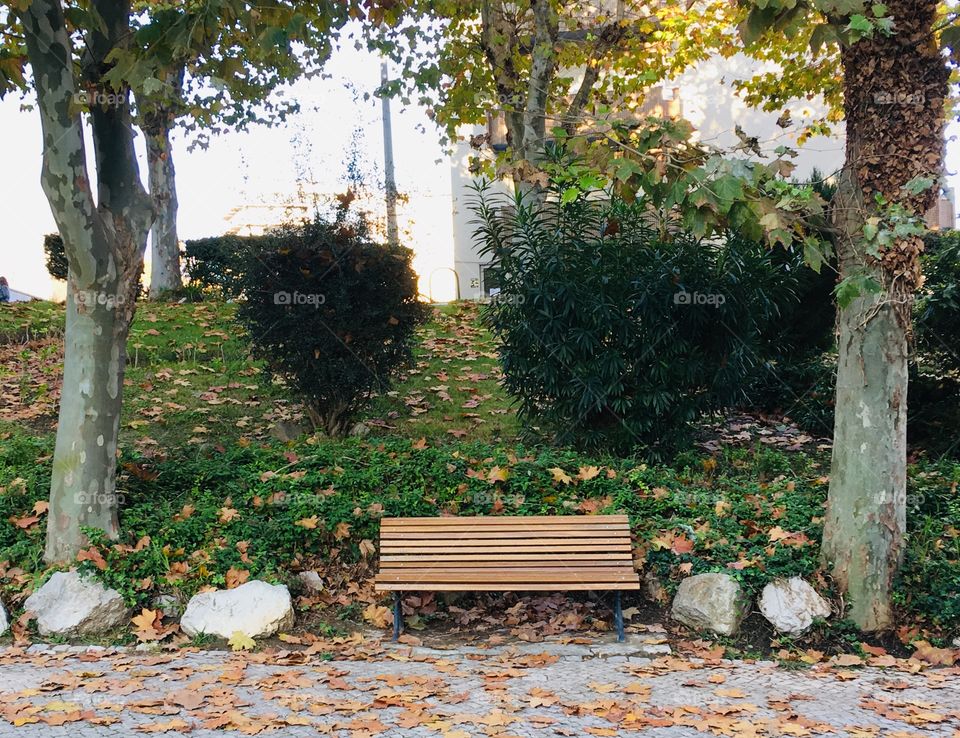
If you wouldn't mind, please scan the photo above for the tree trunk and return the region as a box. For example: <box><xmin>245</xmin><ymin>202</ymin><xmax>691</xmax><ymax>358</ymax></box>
<box><xmin>21</xmin><ymin>0</ymin><xmax>153</xmax><ymax>563</ymax></box>
<box><xmin>820</xmin><ymin>0</ymin><xmax>948</xmax><ymax>630</ymax></box>
<box><xmin>146</xmin><ymin>117</ymin><xmax>181</xmax><ymax>294</ymax></box>
<box><xmin>822</xmin><ymin>168</ymin><xmax>908</xmax><ymax>630</ymax></box>
<box><xmin>45</xmin><ymin>276</ymin><xmax>131</xmax><ymax>561</ymax></box>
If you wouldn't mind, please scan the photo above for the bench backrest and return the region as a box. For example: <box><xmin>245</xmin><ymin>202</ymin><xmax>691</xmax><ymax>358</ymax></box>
<box><xmin>376</xmin><ymin>514</ymin><xmax>639</xmax><ymax>591</ymax></box>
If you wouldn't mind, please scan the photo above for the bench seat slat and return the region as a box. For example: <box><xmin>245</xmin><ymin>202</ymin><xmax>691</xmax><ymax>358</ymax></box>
<box><xmin>382</xmin><ymin>515</ymin><xmax>629</xmax><ymax>525</ymax></box>
<box><xmin>382</xmin><ymin>528</ymin><xmax>628</xmax><ymax>538</ymax></box>
<box><xmin>377</xmin><ymin>569</ymin><xmax>635</xmax><ymax>583</ymax></box>
<box><xmin>381</xmin><ymin>536</ymin><xmax>629</xmax><ymax>546</ymax></box>
<box><xmin>380</xmin><ymin>557</ymin><xmax>632</xmax><ymax>567</ymax></box>
<box><xmin>380</xmin><ymin>543</ymin><xmax>631</xmax><ymax>558</ymax></box>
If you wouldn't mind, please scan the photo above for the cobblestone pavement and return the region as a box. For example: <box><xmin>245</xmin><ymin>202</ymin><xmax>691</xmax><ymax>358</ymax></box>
<box><xmin>0</xmin><ymin>638</ymin><xmax>958</xmax><ymax>737</ymax></box>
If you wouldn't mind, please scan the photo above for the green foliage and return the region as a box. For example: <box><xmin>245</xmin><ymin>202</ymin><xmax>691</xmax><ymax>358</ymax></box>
<box><xmin>473</xmin><ymin>181</ymin><xmax>800</xmax><ymax>456</ymax></box>
<box><xmin>897</xmin><ymin>459</ymin><xmax>960</xmax><ymax>625</ymax></box>
<box><xmin>234</xmin><ymin>206</ymin><xmax>427</xmax><ymax>436</ymax></box>
<box><xmin>916</xmin><ymin>230</ymin><xmax>960</xmax><ymax>374</ymax></box>
<box><xmin>42</xmin><ymin>233</ymin><xmax>68</xmax><ymax>282</ymax></box>
<box><xmin>5</xmin><ymin>428</ymin><xmax>955</xmax><ymax>628</ymax></box>
<box><xmin>183</xmin><ymin>235</ymin><xmax>260</xmax><ymax>298</ymax></box>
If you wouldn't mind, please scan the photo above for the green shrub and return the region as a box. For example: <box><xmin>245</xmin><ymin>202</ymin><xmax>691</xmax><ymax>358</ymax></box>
<box><xmin>43</xmin><ymin>233</ymin><xmax>68</xmax><ymax>281</ymax></box>
<box><xmin>473</xmin><ymin>184</ymin><xmax>799</xmax><ymax>457</ymax></box>
<box><xmin>234</xmin><ymin>206</ymin><xmax>427</xmax><ymax>436</ymax></box>
<box><xmin>916</xmin><ymin>229</ymin><xmax>960</xmax><ymax>374</ymax></box>
<box><xmin>183</xmin><ymin>235</ymin><xmax>260</xmax><ymax>297</ymax></box>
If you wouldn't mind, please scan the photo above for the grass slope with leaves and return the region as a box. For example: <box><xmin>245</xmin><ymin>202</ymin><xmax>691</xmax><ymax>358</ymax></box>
<box><xmin>0</xmin><ymin>299</ymin><xmax>958</xmax><ymax>650</ymax></box>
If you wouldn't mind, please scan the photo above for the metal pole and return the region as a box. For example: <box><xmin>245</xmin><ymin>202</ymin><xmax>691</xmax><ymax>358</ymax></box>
<box><xmin>393</xmin><ymin>591</ymin><xmax>402</xmax><ymax>641</ymax></box>
<box><xmin>614</xmin><ymin>592</ymin><xmax>624</xmax><ymax>642</ymax></box>
<box><xmin>380</xmin><ymin>60</ymin><xmax>399</xmax><ymax>248</ymax></box>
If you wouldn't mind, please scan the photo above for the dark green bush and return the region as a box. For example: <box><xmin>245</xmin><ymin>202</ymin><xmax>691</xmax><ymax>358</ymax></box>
<box><xmin>473</xmin><ymin>183</ymin><xmax>800</xmax><ymax>457</ymax></box>
<box><xmin>916</xmin><ymin>229</ymin><xmax>960</xmax><ymax>374</ymax></box>
<box><xmin>184</xmin><ymin>235</ymin><xmax>261</xmax><ymax>297</ymax></box>
<box><xmin>234</xmin><ymin>206</ymin><xmax>427</xmax><ymax>436</ymax></box>
<box><xmin>43</xmin><ymin>233</ymin><xmax>68</xmax><ymax>281</ymax></box>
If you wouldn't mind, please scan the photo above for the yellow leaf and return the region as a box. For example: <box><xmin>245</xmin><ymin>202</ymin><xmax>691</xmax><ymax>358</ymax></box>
<box><xmin>228</xmin><ymin>631</ymin><xmax>256</xmax><ymax>651</ymax></box>
<box><xmin>487</xmin><ymin>466</ymin><xmax>510</xmax><ymax>483</ymax></box>
<box><xmin>363</xmin><ymin>603</ymin><xmax>394</xmax><ymax>629</ymax></box>
<box><xmin>578</xmin><ymin>465</ymin><xmax>601</xmax><ymax>481</ymax></box>
<box><xmin>296</xmin><ymin>516</ymin><xmax>319</xmax><ymax>529</ymax></box>
<box><xmin>131</xmin><ymin>608</ymin><xmax>159</xmax><ymax>633</ymax></box>
<box><xmin>334</xmin><ymin>521</ymin><xmax>351</xmax><ymax>540</ymax></box>
<box><xmin>548</xmin><ymin>467</ymin><xmax>573</xmax><ymax>485</ymax></box>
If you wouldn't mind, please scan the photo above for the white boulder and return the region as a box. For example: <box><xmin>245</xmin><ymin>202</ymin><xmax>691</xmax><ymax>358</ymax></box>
<box><xmin>24</xmin><ymin>571</ymin><xmax>129</xmax><ymax>637</ymax></box>
<box><xmin>759</xmin><ymin>577</ymin><xmax>831</xmax><ymax>634</ymax></box>
<box><xmin>180</xmin><ymin>581</ymin><xmax>294</xmax><ymax>639</ymax></box>
<box><xmin>671</xmin><ymin>573</ymin><xmax>749</xmax><ymax>636</ymax></box>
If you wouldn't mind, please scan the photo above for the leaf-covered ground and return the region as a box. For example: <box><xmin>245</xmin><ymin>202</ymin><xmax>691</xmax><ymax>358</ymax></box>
<box><xmin>1</xmin><ymin>299</ymin><xmax>959</xmax><ymax>656</ymax></box>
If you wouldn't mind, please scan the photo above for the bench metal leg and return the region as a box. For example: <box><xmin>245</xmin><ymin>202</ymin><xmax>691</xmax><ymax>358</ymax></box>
<box><xmin>393</xmin><ymin>592</ymin><xmax>402</xmax><ymax>642</ymax></box>
<box><xmin>614</xmin><ymin>591</ymin><xmax>624</xmax><ymax>642</ymax></box>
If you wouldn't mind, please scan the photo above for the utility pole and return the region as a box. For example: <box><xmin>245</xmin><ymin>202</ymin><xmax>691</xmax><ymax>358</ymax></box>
<box><xmin>380</xmin><ymin>60</ymin><xmax>399</xmax><ymax>247</ymax></box>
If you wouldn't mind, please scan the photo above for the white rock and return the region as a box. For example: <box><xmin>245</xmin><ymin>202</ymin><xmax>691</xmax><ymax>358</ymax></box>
<box><xmin>671</xmin><ymin>573</ymin><xmax>749</xmax><ymax>636</ymax></box>
<box><xmin>180</xmin><ymin>581</ymin><xmax>294</xmax><ymax>639</ymax></box>
<box><xmin>24</xmin><ymin>571</ymin><xmax>129</xmax><ymax>637</ymax></box>
<box><xmin>0</xmin><ymin>600</ymin><xmax>8</xmax><ymax>636</ymax></box>
<box><xmin>759</xmin><ymin>577</ymin><xmax>831</xmax><ymax>634</ymax></box>
<box><xmin>297</xmin><ymin>571</ymin><xmax>324</xmax><ymax>594</ymax></box>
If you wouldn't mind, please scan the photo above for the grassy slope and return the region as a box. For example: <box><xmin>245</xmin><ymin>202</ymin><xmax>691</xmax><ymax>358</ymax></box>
<box><xmin>0</xmin><ymin>300</ymin><xmax>516</xmax><ymax>451</ymax></box>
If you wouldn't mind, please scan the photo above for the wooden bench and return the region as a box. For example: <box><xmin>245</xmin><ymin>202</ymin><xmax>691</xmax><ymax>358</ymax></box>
<box><xmin>374</xmin><ymin>514</ymin><xmax>640</xmax><ymax>641</ymax></box>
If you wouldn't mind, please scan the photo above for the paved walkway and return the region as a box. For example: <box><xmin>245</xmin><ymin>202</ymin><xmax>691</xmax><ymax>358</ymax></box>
<box><xmin>0</xmin><ymin>638</ymin><xmax>957</xmax><ymax>737</ymax></box>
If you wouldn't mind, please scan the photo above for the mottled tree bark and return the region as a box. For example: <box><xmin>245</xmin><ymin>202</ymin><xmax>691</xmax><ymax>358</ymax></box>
<box><xmin>821</xmin><ymin>0</ymin><xmax>948</xmax><ymax>630</ymax></box>
<box><xmin>21</xmin><ymin>0</ymin><xmax>153</xmax><ymax>563</ymax></box>
<box><xmin>146</xmin><ymin>114</ymin><xmax>182</xmax><ymax>294</ymax></box>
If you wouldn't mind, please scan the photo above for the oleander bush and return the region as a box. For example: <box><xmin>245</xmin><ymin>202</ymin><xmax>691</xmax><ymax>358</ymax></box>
<box><xmin>474</xmin><ymin>182</ymin><xmax>799</xmax><ymax>457</ymax></box>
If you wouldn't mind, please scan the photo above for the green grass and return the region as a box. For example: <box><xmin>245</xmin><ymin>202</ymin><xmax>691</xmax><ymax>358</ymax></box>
<box><xmin>0</xmin><ymin>299</ymin><xmax>515</xmax><ymax>452</ymax></box>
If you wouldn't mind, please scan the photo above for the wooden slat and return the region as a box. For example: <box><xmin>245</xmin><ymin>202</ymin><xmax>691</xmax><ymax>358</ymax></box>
<box><xmin>380</xmin><ymin>543</ymin><xmax>632</xmax><ymax>560</ymax></box>
<box><xmin>375</xmin><ymin>582</ymin><xmax>640</xmax><ymax>591</ymax></box>
<box><xmin>377</xmin><ymin>569</ymin><xmax>635</xmax><ymax>583</ymax></box>
<box><xmin>382</xmin><ymin>527</ymin><xmax>628</xmax><ymax>538</ymax></box>
<box><xmin>382</xmin><ymin>515</ymin><xmax>628</xmax><ymax>526</ymax></box>
<box><xmin>380</xmin><ymin>558</ymin><xmax>632</xmax><ymax>567</ymax></box>
<box><xmin>381</xmin><ymin>536</ymin><xmax>627</xmax><ymax>547</ymax></box>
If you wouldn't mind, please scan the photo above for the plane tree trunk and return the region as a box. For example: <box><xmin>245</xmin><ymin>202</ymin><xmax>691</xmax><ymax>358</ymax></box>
<box><xmin>821</xmin><ymin>0</ymin><xmax>948</xmax><ymax>630</ymax></box>
<box><xmin>142</xmin><ymin>70</ymin><xmax>184</xmax><ymax>296</ymax></box>
<box><xmin>21</xmin><ymin>0</ymin><xmax>153</xmax><ymax>563</ymax></box>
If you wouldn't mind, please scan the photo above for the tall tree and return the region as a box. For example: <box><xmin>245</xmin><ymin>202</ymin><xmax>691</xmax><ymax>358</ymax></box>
<box><xmin>1</xmin><ymin>0</ymin><xmax>353</xmax><ymax>562</ymax></box>
<box><xmin>739</xmin><ymin>0</ymin><xmax>952</xmax><ymax>629</ymax></box>
<box><xmin>374</xmin><ymin>0</ymin><xmax>736</xmax><ymax>185</ymax></box>
<box><xmin>130</xmin><ymin>1</ymin><xmax>347</xmax><ymax>295</ymax></box>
